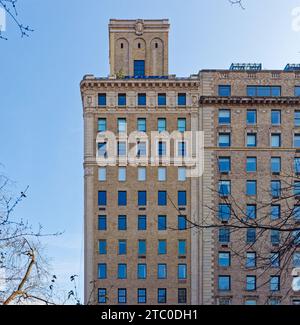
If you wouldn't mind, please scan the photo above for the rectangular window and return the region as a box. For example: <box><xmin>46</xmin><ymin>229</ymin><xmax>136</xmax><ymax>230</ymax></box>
<box><xmin>137</xmin><ymin>288</ymin><xmax>146</xmax><ymax>304</ymax></box>
<box><xmin>118</xmin><ymin>191</ymin><xmax>127</xmax><ymax>206</ymax></box>
<box><xmin>271</xmin><ymin>110</ymin><xmax>281</xmax><ymax>125</ymax></box>
<box><xmin>270</xmin><ymin>276</ymin><xmax>280</xmax><ymax>291</ymax></box>
<box><xmin>158</xmin><ymin>141</ymin><xmax>166</xmax><ymax>156</ymax></box>
<box><xmin>136</xmin><ymin>141</ymin><xmax>147</xmax><ymax>157</ymax></box>
<box><xmin>219</xmin><ymin>133</ymin><xmax>231</xmax><ymax>147</ymax></box>
<box><xmin>118</xmin><ymin>289</ymin><xmax>127</xmax><ymax>304</ymax></box>
<box><xmin>118</xmin><ymin>94</ymin><xmax>126</xmax><ymax>106</ymax></box>
<box><xmin>98</xmin><ymin>240</ymin><xmax>107</xmax><ymax>255</ymax></box>
<box><xmin>117</xmin><ymin>118</ymin><xmax>126</xmax><ymax>132</ymax></box>
<box><xmin>98</xmin><ymin>215</ymin><xmax>107</xmax><ymax>230</ymax></box>
<box><xmin>138</xmin><ymin>215</ymin><xmax>147</xmax><ymax>231</ymax></box>
<box><xmin>219</xmin><ymin>228</ymin><xmax>230</xmax><ymax>244</ymax></box>
<box><xmin>138</xmin><ymin>240</ymin><xmax>146</xmax><ymax>255</ymax></box>
<box><xmin>218</xmin><ymin>85</ymin><xmax>231</xmax><ymax>97</ymax></box>
<box><xmin>271</xmin><ymin>133</ymin><xmax>281</xmax><ymax>148</ymax></box>
<box><xmin>245</xmin><ymin>299</ymin><xmax>257</xmax><ymax>305</ymax></box>
<box><xmin>137</xmin><ymin>118</ymin><xmax>146</xmax><ymax>132</ymax></box>
<box><xmin>134</xmin><ymin>60</ymin><xmax>145</xmax><ymax>77</ymax></box>
<box><xmin>295</xmin><ymin>86</ymin><xmax>300</xmax><ymax>97</ymax></box>
<box><xmin>157</xmin><ymin>264</ymin><xmax>167</xmax><ymax>279</ymax></box>
<box><xmin>271</xmin><ymin>230</ymin><xmax>280</xmax><ymax>245</ymax></box>
<box><xmin>178</xmin><ymin>264</ymin><xmax>187</xmax><ymax>279</ymax></box>
<box><xmin>98</xmin><ymin>94</ymin><xmax>107</xmax><ymax>106</ymax></box>
<box><xmin>293</xmin><ymin>252</ymin><xmax>300</xmax><ymax>267</ymax></box>
<box><xmin>158</xmin><ymin>215</ymin><xmax>167</xmax><ymax>230</ymax></box>
<box><xmin>98</xmin><ymin>191</ymin><xmax>107</xmax><ymax>206</ymax></box>
<box><xmin>270</xmin><ymin>252</ymin><xmax>280</xmax><ymax>268</ymax></box>
<box><xmin>246</xmin><ymin>276</ymin><xmax>256</xmax><ymax>291</ymax></box>
<box><xmin>178</xmin><ymin>141</ymin><xmax>186</xmax><ymax>157</ymax></box>
<box><xmin>247</xmin><ymin>86</ymin><xmax>281</xmax><ymax>97</ymax></box>
<box><xmin>219</xmin><ymin>157</ymin><xmax>231</xmax><ymax>173</ymax></box>
<box><xmin>98</xmin><ymin>288</ymin><xmax>107</xmax><ymax>303</ymax></box>
<box><xmin>118</xmin><ymin>264</ymin><xmax>127</xmax><ymax>279</ymax></box>
<box><xmin>118</xmin><ymin>167</ymin><xmax>126</xmax><ymax>182</ymax></box>
<box><xmin>246</xmin><ymin>228</ymin><xmax>256</xmax><ymax>243</ymax></box>
<box><xmin>98</xmin><ymin>263</ymin><xmax>107</xmax><ymax>279</ymax></box>
<box><xmin>295</xmin><ymin>181</ymin><xmax>300</xmax><ymax>196</ymax></box>
<box><xmin>178</xmin><ymin>93</ymin><xmax>186</xmax><ymax>106</ymax></box>
<box><xmin>178</xmin><ymin>215</ymin><xmax>187</xmax><ymax>230</ymax></box>
<box><xmin>219</xmin><ymin>204</ymin><xmax>231</xmax><ymax>222</ymax></box>
<box><xmin>137</xmin><ymin>264</ymin><xmax>147</xmax><ymax>279</ymax></box>
<box><xmin>158</xmin><ymin>167</ymin><xmax>166</xmax><ymax>181</ymax></box>
<box><xmin>294</xmin><ymin>134</ymin><xmax>300</xmax><ymax>148</ymax></box>
<box><xmin>219</xmin><ymin>180</ymin><xmax>231</xmax><ymax>196</ymax></box>
<box><xmin>178</xmin><ymin>288</ymin><xmax>187</xmax><ymax>304</ymax></box>
<box><xmin>247</xmin><ymin>110</ymin><xmax>257</xmax><ymax>125</ymax></box>
<box><xmin>98</xmin><ymin>118</ymin><xmax>107</xmax><ymax>132</ymax></box>
<box><xmin>246</xmin><ymin>157</ymin><xmax>257</xmax><ymax>172</ymax></box>
<box><xmin>98</xmin><ymin>167</ymin><xmax>106</xmax><ymax>181</ymax></box>
<box><xmin>138</xmin><ymin>191</ymin><xmax>147</xmax><ymax>206</ymax></box>
<box><xmin>118</xmin><ymin>215</ymin><xmax>127</xmax><ymax>231</ymax></box>
<box><xmin>178</xmin><ymin>191</ymin><xmax>187</xmax><ymax>206</ymax></box>
<box><xmin>218</xmin><ymin>109</ymin><xmax>231</xmax><ymax>125</ymax></box>
<box><xmin>158</xmin><ymin>240</ymin><xmax>167</xmax><ymax>255</ymax></box>
<box><xmin>138</xmin><ymin>93</ymin><xmax>146</xmax><ymax>106</ymax></box>
<box><xmin>271</xmin><ymin>205</ymin><xmax>280</xmax><ymax>220</ymax></box>
<box><xmin>294</xmin><ymin>205</ymin><xmax>300</xmax><ymax>221</ymax></box>
<box><xmin>178</xmin><ymin>167</ymin><xmax>186</xmax><ymax>181</ymax></box>
<box><xmin>295</xmin><ymin>111</ymin><xmax>300</xmax><ymax>126</ymax></box>
<box><xmin>246</xmin><ymin>204</ymin><xmax>256</xmax><ymax>220</ymax></box>
<box><xmin>158</xmin><ymin>191</ymin><xmax>167</xmax><ymax>206</ymax></box>
<box><xmin>218</xmin><ymin>276</ymin><xmax>231</xmax><ymax>291</ymax></box>
<box><xmin>98</xmin><ymin>142</ymin><xmax>107</xmax><ymax>158</ymax></box>
<box><xmin>138</xmin><ymin>167</ymin><xmax>146</xmax><ymax>181</ymax></box>
<box><xmin>218</xmin><ymin>252</ymin><xmax>231</xmax><ymax>267</ymax></box>
<box><xmin>178</xmin><ymin>240</ymin><xmax>186</xmax><ymax>255</ymax></box>
<box><xmin>271</xmin><ymin>180</ymin><xmax>281</xmax><ymax>198</ymax></box>
<box><xmin>158</xmin><ymin>118</ymin><xmax>166</xmax><ymax>132</ymax></box>
<box><xmin>117</xmin><ymin>141</ymin><xmax>127</xmax><ymax>156</ymax></box>
<box><xmin>178</xmin><ymin>118</ymin><xmax>187</xmax><ymax>132</ymax></box>
<box><xmin>271</xmin><ymin>157</ymin><xmax>281</xmax><ymax>173</ymax></box>
<box><xmin>158</xmin><ymin>93</ymin><xmax>166</xmax><ymax>106</ymax></box>
<box><xmin>247</xmin><ymin>133</ymin><xmax>257</xmax><ymax>147</ymax></box>
<box><xmin>246</xmin><ymin>181</ymin><xmax>257</xmax><ymax>196</ymax></box>
<box><xmin>295</xmin><ymin>157</ymin><xmax>300</xmax><ymax>174</ymax></box>
<box><xmin>158</xmin><ymin>288</ymin><xmax>167</xmax><ymax>304</ymax></box>
<box><xmin>246</xmin><ymin>252</ymin><xmax>256</xmax><ymax>268</ymax></box>
<box><xmin>118</xmin><ymin>240</ymin><xmax>127</xmax><ymax>255</ymax></box>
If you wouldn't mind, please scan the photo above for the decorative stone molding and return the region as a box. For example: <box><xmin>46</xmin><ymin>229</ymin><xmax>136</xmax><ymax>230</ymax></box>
<box><xmin>135</xmin><ymin>19</ymin><xmax>144</xmax><ymax>35</ymax></box>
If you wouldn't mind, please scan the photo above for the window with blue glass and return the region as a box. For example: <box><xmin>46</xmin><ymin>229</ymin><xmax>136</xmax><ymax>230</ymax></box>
<box><xmin>295</xmin><ymin>86</ymin><xmax>300</xmax><ymax>97</ymax></box>
<box><xmin>295</xmin><ymin>158</ymin><xmax>300</xmax><ymax>174</ymax></box>
<box><xmin>218</xmin><ymin>85</ymin><xmax>231</xmax><ymax>97</ymax></box>
<box><xmin>247</xmin><ymin>110</ymin><xmax>257</xmax><ymax>125</ymax></box>
<box><xmin>271</xmin><ymin>133</ymin><xmax>281</xmax><ymax>148</ymax></box>
<box><xmin>246</xmin><ymin>228</ymin><xmax>256</xmax><ymax>243</ymax></box>
<box><xmin>271</xmin><ymin>205</ymin><xmax>280</xmax><ymax>220</ymax></box>
<box><xmin>271</xmin><ymin>157</ymin><xmax>281</xmax><ymax>173</ymax></box>
<box><xmin>294</xmin><ymin>206</ymin><xmax>300</xmax><ymax>221</ymax></box>
<box><xmin>219</xmin><ymin>228</ymin><xmax>230</xmax><ymax>243</ymax></box>
<box><xmin>118</xmin><ymin>167</ymin><xmax>126</xmax><ymax>182</ymax></box>
<box><xmin>270</xmin><ymin>252</ymin><xmax>280</xmax><ymax>268</ymax></box>
<box><xmin>246</xmin><ymin>204</ymin><xmax>256</xmax><ymax>220</ymax></box>
<box><xmin>138</xmin><ymin>191</ymin><xmax>147</xmax><ymax>206</ymax></box>
<box><xmin>98</xmin><ymin>118</ymin><xmax>107</xmax><ymax>132</ymax></box>
<box><xmin>98</xmin><ymin>167</ymin><xmax>106</xmax><ymax>181</ymax></box>
<box><xmin>158</xmin><ymin>93</ymin><xmax>166</xmax><ymax>106</ymax></box>
<box><xmin>158</xmin><ymin>167</ymin><xmax>166</xmax><ymax>181</ymax></box>
<box><xmin>137</xmin><ymin>264</ymin><xmax>147</xmax><ymax>279</ymax></box>
<box><xmin>117</xmin><ymin>141</ymin><xmax>127</xmax><ymax>157</ymax></box>
<box><xmin>118</xmin><ymin>264</ymin><xmax>127</xmax><ymax>279</ymax></box>
<box><xmin>178</xmin><ymin>264</ymin><xmax>187</xmax><ymax>279</ymax></box>
<box><xmin>137</xmin><ymin>288</ymin><xmax>146</xmax><ymax>304</ymax></box>
<box><xmin>98</xmin><ymin>142</ymin><xmax>107</xmax><ymax>158</ymax></box>
<box><xmin>219</xmin><ymin>133</ymin><xmax>231</xmax><ymax>147</ymax></box>
<box><xmin>157</xmin><ymin>264</ymin><xmax>167</xmax><ymax>279</ymax></box>
<box><xmin>138</xmin><ymin>215</ymin><xmax>147</xmax><ymax>230</ymax></box>
<box><xmin>219</xmin><ymin>157</ymin><xmax>231</xmax><ymax>173</ymax></box>
<box><xmin>98</xmin><ymin>288</ymin><xmax>107</xmax><ymax>303</ymax></box>
<box><xmin>118</xmin><ymin>94</ymin><xmax>126</xmax><ymax>106</ymax></box>
<box><xmin>118</xmin><ymin>289</ymin><xmax>127</xmax><ymax>304</ymax></box>
<box><xmin>178</xmin><ymin>118</ymin><xmax>186</xmax><ymax>132</ymax></box>
<box><xmin>295</xmin><ymin>111</ymin><xmax>300</xmax><ymax>126</ymax></box>
<box><xmin>99</xmin><ymin>240</ymin><xmax>107</xmax><ymax>255</ymax></box>
<box><xmin>218</xmin><ymin>109</ymin><xmax>231</xmax><ymax>124</ymax></box>
<box><xmin>219</xmin><ymin>180</ymin><xmax>231</xmax><ymax>196</ymax></box>
<box><xmin>178</xmin><ymin>215</ymin><xmax>187</xmax><ymax>230</ymax></box>
<box><xmin>118</xmin><ymin>215</ymin><xmax>127</xmax><ymax>230</ymax></box>
<box><xmin>219</xmin><ymin>204</ymin><xmax>231</xmax><ymax>222</ymax></box>
<box><xmin>294</xmin><ymin>181</ymin><xmax>300</xmax><ymax>196</ymax></box>
<box><xmin>138</xmin><ymin>240</ymin><xmax>146</xmax><ymax>255</ymax></box>
<box><xmin>271</xmin><ymin>110</ymin><xmax>281</xmax><ymax>125</ymax></box>
<box><xmin>118</xmin><ymin>118</ymin><xmax>127</xmax><ymax>132</ymax></box>
<box><xmin>158</xmin><ymin>191</ymin><xmax>167</xmax><ymax>206</ymax></box>
<box><xmin>246</xmin><ymin>157</ymin><xmax>257</xmax><ymax>172</ymax></box>
<box><xmin>178</xmin><ymin>240</ymin><xmax>186</xmax><ymax>255</ymax></box>
<box><xmin>158</xmin><ymin>240</ymin><xmax>167</xmax><ymax>255</ymax></box>
<box><xmin>118</xmin><ymin>191</ymin><xmax>127</xmax><ymax>206</ymax></box>
<box><xmin>178</xmin><ymin>191</ymin><xmax>187</xmax><ymax>206</ymax></box>
<box><xmin>246</xmin><ymin>276</ymin><xmax>256</xmax><ymax>291</ymax></box>
<box><xmin>271</xmin><ymin>230</ymin><xmax>280</xmax><ymax>245</ymax></box>
<box><xmin>98</xmin><ymin>215</ymin><xmax>107</xmax><ymax>230</ymax></box>
<box><xmin>178</xmin><ymin>141</ymin><xmax>186</xmax><ymax>157</ymax></box>
<box><xmin>294</xmin><ymin>134</ymin><xmax>300</xmax><ymax>148</ymax></box>
<box><xmin>270</xmin><ymin>276</ymin><xmax>280</xmax><ymax>291</ymax></box>
<box><xmin>247</xmin><ymin>133</ymin><xmax>257</xmax><ymax>147</ymax></box>
<box><xmin>98</xmin><ymin>191</ymin><xmax>107</xmax><ymax>206</ymax></box>
<box><xmin>158</xmin><ymin>215</ymin><xmax>167</xmax><ymax>230</ymax></box>
<box><xmin>246</xmin><ymin>181</ymin><xmax>257</xmax><ymax>196</ymax></box>
<box><xmin>218</xmin><ymin>252</ymin><xmax>230</xmax><ymax>267</ymax></box>
<box><xmin>137</xmin><ymin>118</ymin><xmax>146</xmax><ymax>132</ymax></box>
<box><xmin>158</xmin><ymin>141</ymin><xmax>166</xmax><ymax>157</ymax></box>
<box><xmin>271</xmin><ymin>181</ymin><xmax>281</xmax><ymax>198</ymax></box>
<box><xmin>98</xmin><ymin>93</ymin><xmax>106</xmax><ymax>106</ymax></box>
<box><xmin>218</xmin><ymin>275</ymin><xmax>231</xmax><ymax>291</ymax></box>
<box><xmin>137</xmin><ymin>142</ymin><xmax>147</xmax><ymax>158</ymax></box>
<box><xmin>246</xmin><ymin>252</ymin><xmax>256</xmax><ymax>268</ymax></box>
<box><xmin>293</xmin><ymin>230</ymin><xmax>300</xmax><ymax>245</ymax></box>
<box><xmin>178</xmin><ymin>93</ymin><xmax>186</xmax><ymax>106</ymax></box>
<box><xmin>158</xmin><ymin>118</ymin><xmax>166</xmax><ymax>132</ymax></box>
<box><xmin>134</xmin><ymin>60</ymin><xmax>145</xmax><ymax>77</ymax></box>
<box><xmin>158</xmin><ymin>288</ymin><xmax>167</xmax><ymax>304</ymax></box>
<box><xmin>138</xmin><ymin>93</ymin><xmax>146</xmax><ymax>106</ymax></box>
<box><xmin>247</xmin><ymin>86</ymin><xmax>281</xmax><ymax>97</ymax></box>
<box><xmin>98</xmin><ymin>263</ymin><xmax>107</xmax><ymax>279</ymax></box>
<box><xmin>118</xmin><ymin>240</ymin><xmax>127</xmax><ymax>255</ymax></box>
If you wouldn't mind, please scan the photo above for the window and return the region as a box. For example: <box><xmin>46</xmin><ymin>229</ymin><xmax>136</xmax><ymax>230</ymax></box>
<box><xmin>271</xmin><ymin>110</ymin><xmax>281</xmax><ymax>125</ymax></box>
<box><xmin>158</xmin><ymin>191</ymin><xmax>167</xmax><ymax>206</ymax></box>
<box><xmin>294</xmin><ymin>134</ymin><xmax>300</xmax><ymax>148</ymax></box>
<box><xmin>138</xmin><ymin>240</ymin><xmax>146</xmax><ymax>255</ymax></box>
<box><xmin>178</xmin><ymin>93</ymin><xmax>186</xmax><ymax>106</ymax></box>
<box><xmin>247</xmin><ymin>133</ymin><xmax>257</xmax><ymax>147</ymax></box>
<box><xmin>178</xmin><ymin>264</ymin><xmax>187</xmax><ymax>279</ymax></box>
<box><xmin>137</xmin><ymin>118</ymin><xmax>146</xmax><ymax>132</ymax></box>
<box><xmin>219</xmin><ymin>228</ymin><xmax>230</xmax><ymax>244</ymax></box>
<box><xmin>158</xmin><ymin>118</ymin><xmax>166</xmax><ymax>132</ymax></box>
<box><xmin>247</xmin><ymin>110</ymin><xmax>257</xmax><ymax>125</ymax></box>
<box><xmin>178</xmin><ymin>288</ymin><xmax>187</xmax><ymax>304</ymax></box>
<box><xmin>117</xmin><ymin>141</ymin><xmax>127</xmax><ymax>156</ymax></box>
<box><xmin>295</xmin><ymin>111</ymin><xmax>300</xmax><ymax>126</ymax></box>
<box><xmin>246</xmin><ymin>252</ymin><xmax>256</xmax><ymax>268</ymax></box>
<box><xmin>138</xmin><ymin>215</ymin><xmax>147</xmax><ymax>230</ymax></box>
<box><xmin>158</xmin><ymin>288</ymin><xmax>167</xmax><ymax>303</ymax></box>
<box><xmin>136</xmin><ymin>141</ymin><xmax>147</xmax><ymax>157</ymax></box>
<box><xmin>295</xmin><ymin>181</ymin><xmax>300</xmax><ymax>196</ymax></box>
<box><xmin>178</xmin><ymin>216</ymin><xmax>187</xmax><ymax>230</ymax></box>
<box><xmin>178</xmin><ymin>167</ymin><xmax>186</xmax><ymax>181</ymax></box>
<box><xmin>218</xmin><ymin>109</ymin><xmax>231</xmax><ymax>124</ymax></box>
<box><xmin>134</xmin><ymin>60</ymin><xmax>145</xmax><ymax>76</ymax></box>
<box><xmin>118</xmin><ymin>289</ymin><xmax>127</xmax><ymax>304</ymax></box>
<box><xmin>245</xmin><ymin>300</ymin><xmax>257</xmax><ymax>305</ymax></box>
<box><xmin>98</xmin><ymin>288</ymin><xmax>107</xmax><ymax>303</ymax></box>
<box><xmin>98</xmin><ymin>118</ymin><xmax>107</xmax><ymax>132</ymax></box>
<box><xmin>138</xmin><ymin>191</ymin><xmax>147</xmax><ymax>206</ymax></box>
<box><xmin>246</xmin><ymin>205</ymin><xmax>256</xmax><ymax>220</ymax></box>
<box><xmin>270</xmin><ymin>252</ymin><xmax>280</xmax><ymax>268</ymax></box>
<box><xmin>118</xmin><ymin>191</ymin><xmax>127</xmax><ymax>206</ymax></box>
<box><xmin>219</xmin><ymin>204</ymin><xmax>231</xmax><ymax>222</ymax></box>
<box><xmin>219</xmin><ymin>133</ymin><xmax>231</xmax><ymax>147</ymax></box>
<box><xmin>270</xmin><ymin>276</ymin><xmax>280</xmax><ymax>291</ymax></box>
<box><xmin>158</xmin><ymin>141</ymin><xmax>166</xmax><ymax>156</ymax></box>
<box><xmin>137</xmin><ymin>264</ymin><xmax>147</xmax><ymax>279</ymax></box>
<box><xmin>118</xmin><ymin>240</ymin><xmax>127</xmax><ymax>255</ymax></box>
<box><xmin>98</xmin><ymin>94</ymin><xmax>106</xmax><ymax>106</ymax></box>
<box><xmin>178</xmin><ymin>191</ymin><xmax>187</xmax><ymax>206</ymax></box>
<box><xmin>178</xmin><ymin>240</ymin><xmax>186</xmax><ymax>255</ymax></box>
<box><xmin>271</xmin><ymin>205</ymin><xmax>280</xmax><ymax>220</ymax></box>
<box><xmin>178</xmin><ymin>142</ymin><xmax>186</xmax><ymax>157</ymax></box>
<box><xmin>294</xmin><ymin>206</ymin><xmax>300</xmax><ymax>221</ymax></box>
<box><xmin>219</xmin><ymin>157</ymin><xmax>231</xmax><ymax>173</ymax></box>
<box><xmin>219</xmin><ymin>180</ymin><xmax>231</xmax><ymax>196</ymax></box>
<box><xmin>247</xmin><ymin>86</ymin><xmax>281</xmax><ymax>97</ymax></box>
<box><xmin>269</xmin><ymin>298</ymin><xmax>281</xmax><ymax>305</ymax></box>
<box><xmin>158</xmin><ymin>215</ymin><xmax>167</xmax><ymax>230</ymax></box>
<box><xmin>158</xmin><ymin>93</ymin><xmax>166</xmax><ymax>106</ymax></box>
<box><xmin>218</xmin><ymin>85</ymin><xmax>231</xmax><ymax>97</ymax></box>
<box><xmin>158</xmin><ymin>240</ymin><xmax>167</xmax><ymax>255</ymax></box>
<box><xmin>295</xmin><ymin>86</ymin><xmax>300</xmax><ymax>97</ymax></box>
<box><xmin>295</xmin><ymin>157</ymin><xmax>300</xmax><ymax>174</ymax></box>
<box><xmin>138</xmin><ymin>167</ymin><xmax>146</xmax><ymax>181</ymax></box>
<box><xmin>98</xmin><ymin>142</ymin><xmax>107</xmax><ymax>158</ymax></box>
<box><xmin>98</xmin><ymin>167</ymin><xmax>106</xmax><ymax>181</ymax></box>
<box><xmin>117</xmin><ymin>118</ymin><xmax>126</xmax><ymax>132</ymax></box>
<box><xmin>98</xmin><ymin>263</ymin><xmax>107</xmax><ymax>279</ymax></box>
<box><xmin>178</xmin><ymin>118</ymin><xmax>187</xmax><ymax>132</ymax></box>
<box><xmin>246</xmin><ymin>228</ymin><xmax>256</xmax><ymax>243</ymax></box>
<box><xmin>218</xmin><ymin>276</ymin><xmax>231</xmax><ymax>291</ymax></box>
<box><xmin>271</xmin><ymin>180</ymin><xmax>281</xmax><ymax>198</ymax></box>
<box><xmin>293</xmin><ymin>230</ymin><xmax>300</xmax><ymax>245</ymax></box>
<box><xmin>138</xmin><ymin>93</ymin><xmax>146</xmax><ymax>106</ymax></box>
<box><xmin>293</xmin><ymin>252</ymin><xmax>300</xmax><ymax>267</ymax></box>
<box><xmin>218</xmin><ymin>252</ymin><xmax>230</xmax><ymax>267</ymax></box>
<box><xmin>98</xmin><ymin>215</ymin><xmax>107</xmax><ymax>230</ymax></box>
<box><xmin>118</xmin><ymin>94</ymin><xmax>126</xmax><ymax>106</ymax></box>
<box><xmin>246</xmin><ymin>157</ymin><xmax>257</xmax><ymax>172</ymax></box>
<box><xmin>271</xmin><ymin>133</ymin><xmax>281</xmax><ymax>148</ymax></box>
<box><xmin>157</xmin><ymin>264</ymin><xmax>167</xmax><ymax>279</ymax></box>
<box><xmin>98</xmin><ymin>191</ymin><xmax>107</xmax><ymax>206</ymax></box>
<box><xmin>118</xmin><ymin>167</ymin><xmax>126</xmax><ymax>182</ymax></box>
<box><xmin>271</xmin><ymin>157</ymin><xmax>281</xmax><ymax>173</ymax></box>
<box><xmin>246</xmin><ymin>181</ymin><xmax>257</xmax><ymax>196</ymax></box>
<box><xmin>246</xmin><ymin>276</ymin><xmax>256</xmax><ymax>291</ymax></box>
<box><xmin>271</xmin><ymin>230</ymin><xmax>280</xmax><ymax>245</ymax></box>
<box><xmin>158</xmin><ymin>167</ymin><xmax>166</xmax><ymax>181</ymax></box>
<box><xmin>118</xmin><ymin>215</ymin><xmax>127</xmax><ymax>230</ymax></box>
<box><xmin>118</xmin><ymin>264</ymin><xmax>127</xmax><ymax>279</ymax></box>
<box><xmin>137</xmin><ymin>289</ymin><xmax>146</xmax><ymax>304</ymax></box>
<box><xmin>99</xmin><ymin>240</ymin><xmax>107</xmax><ymax>255</ymax></box>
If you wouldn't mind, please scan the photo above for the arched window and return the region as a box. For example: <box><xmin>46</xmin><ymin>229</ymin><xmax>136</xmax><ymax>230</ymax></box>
<box><xmin>120</xmin><ymin>43</ymin><xmax>124</xmax><ymax>49</ymax></box>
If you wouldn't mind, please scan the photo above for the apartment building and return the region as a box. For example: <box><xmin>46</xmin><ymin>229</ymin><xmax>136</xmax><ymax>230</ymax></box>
<box><xmin>80</xmin><ymin>19</ymin><xmax>300</xmax><ymax>305</ymax></box>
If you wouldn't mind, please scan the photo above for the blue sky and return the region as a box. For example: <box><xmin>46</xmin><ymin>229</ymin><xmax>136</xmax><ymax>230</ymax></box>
<box><xmin>0</xmin><ymin>0</ymin><xmax>300</xmax><ymax>302</ymax></box>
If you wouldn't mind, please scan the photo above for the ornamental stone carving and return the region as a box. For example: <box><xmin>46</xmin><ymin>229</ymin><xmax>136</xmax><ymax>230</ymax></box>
<box><xmin>135</xmin><ymin>20</ymin><xmax>144</xmax><ymax>35</ymax></box>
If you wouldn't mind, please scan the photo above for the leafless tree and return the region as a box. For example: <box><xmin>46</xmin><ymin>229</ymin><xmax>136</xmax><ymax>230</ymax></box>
<box><xmin>228</xmin><ymin>0</ymin><xmax>245</xmax><ymax>10</ymax></box>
